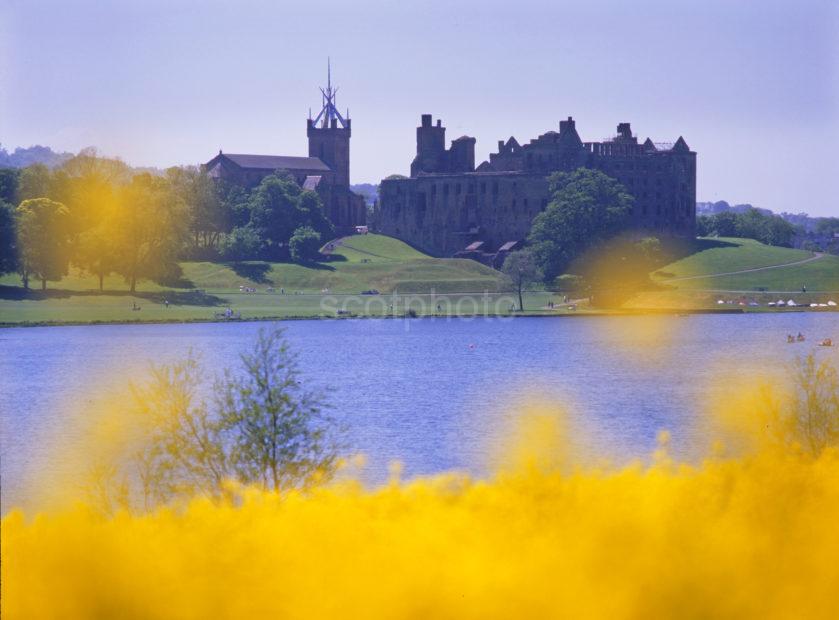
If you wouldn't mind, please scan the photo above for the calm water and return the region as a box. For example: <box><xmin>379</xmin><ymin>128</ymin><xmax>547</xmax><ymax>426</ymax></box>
<box><xmin>2</xmin><ymin>314</ymin><xmax>838</xmax><ymax>511</ymax></box>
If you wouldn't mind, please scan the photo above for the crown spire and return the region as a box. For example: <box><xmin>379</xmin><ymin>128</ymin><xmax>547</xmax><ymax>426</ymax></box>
<box><xmin>311</xmin><ymin>57</ymin><xmax>348</xmax><ymax>129</ymax></box>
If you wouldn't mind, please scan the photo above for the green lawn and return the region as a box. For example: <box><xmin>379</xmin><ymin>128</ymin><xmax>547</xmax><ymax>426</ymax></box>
<box><xmin>0</xmin><ymin>234</ymin><xmax>535</xmax><ymax>325</ymax></box>
<box><xmin>3</xmin><ymin>233</ymin><xmax>836</xmax><ymax>325</ymax></box>
<box><xmin>631</xmin><ymin>237</ymin><xmax>839</xmax><ymax>309</ymax></box>
<box><xmin>653</xmin><ymin>237</ymin><xmax>814</xmax><ymax>280</ymax></box>
<box><xmin>672</xmin><ymin>254</ymin><xmax>839</xmax><ymax>292</ymax></box>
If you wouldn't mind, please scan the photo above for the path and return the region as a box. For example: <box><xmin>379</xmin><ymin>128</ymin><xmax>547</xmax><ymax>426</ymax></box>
<box><xmin>665</xmin><ymin>253</ymin><xmax>825</xmax><ymax>282</ymax></box>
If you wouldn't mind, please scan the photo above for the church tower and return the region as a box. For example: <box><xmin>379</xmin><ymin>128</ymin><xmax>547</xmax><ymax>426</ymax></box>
<box><xmin>307</xmin><ymin>59</ymin><xmax>351</xmax><ymax>188</ymax></box>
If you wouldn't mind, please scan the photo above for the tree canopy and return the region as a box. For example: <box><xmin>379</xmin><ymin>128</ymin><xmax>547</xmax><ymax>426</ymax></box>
<box><xmin>1</xmin><ymin>157</ymin><xmax>338</xmax><ymax>292</ymax></box>
<box><xmin>15</xmin><ymin>198</ymin><xmax>71</xmax><ymax>289</ymax></box>
<box><xmin>696</xmin><ymin>208</ymin><xmax>797</xmax><ymax>247</ymax></box>
<box><xmin>528</xmin><ymin>168</ymin><xmax>634</xmax><ymax>282</ymax></box>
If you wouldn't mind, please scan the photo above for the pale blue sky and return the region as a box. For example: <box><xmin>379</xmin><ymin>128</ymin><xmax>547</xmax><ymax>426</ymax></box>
<box><xmin>1</xmin><ymin>0</ymin><xmax>837</xmax><ymax>215</ymax></box>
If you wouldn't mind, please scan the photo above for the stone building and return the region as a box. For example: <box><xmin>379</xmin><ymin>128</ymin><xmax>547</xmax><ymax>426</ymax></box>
<box><xmin>204</xmin><ymin>68</ymin><xmax>365</xmax><ymax>233</ymax></box>
<box><xmin>377</xmin><ymin>114</ymin><xmax>696</xmax><ymax>258</ymax></box>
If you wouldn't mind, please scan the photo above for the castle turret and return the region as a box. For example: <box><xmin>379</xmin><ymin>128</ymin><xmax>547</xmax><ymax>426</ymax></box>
<box><xmin>411</xmin><ymin>114</ymin><xmax>447</xmax><ymax>176</ymax></box>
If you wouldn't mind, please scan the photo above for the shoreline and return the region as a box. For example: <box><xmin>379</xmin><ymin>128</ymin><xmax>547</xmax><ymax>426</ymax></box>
<box><xmin>9</xmin><ymin>306</ymin><xmax>835</xmax><ymax>330</ymax></box>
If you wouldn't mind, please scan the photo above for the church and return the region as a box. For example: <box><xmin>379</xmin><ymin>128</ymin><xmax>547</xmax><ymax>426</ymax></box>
<box><xmin>203</xmin><ymin>66</ymin><xmax>366</xmax><ymax>233</ymax></box>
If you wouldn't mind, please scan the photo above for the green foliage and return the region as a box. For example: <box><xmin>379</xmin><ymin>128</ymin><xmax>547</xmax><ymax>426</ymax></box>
<box><xmin>15</xmin><ymin>198</ymin><xmax>71</xmax><ymax>289</ymax></box>
<box><xmin>75</xmin><ymin>226</ymin><xmax>116</xmax><ymax>291</ymax></box>
<box><xmin>701</xmin><ymin>208</ymin><xmax>796</xmax><ymax>247</ymax></box>
<box><xmin>757</xmin><ymin>354</ymin><xmax>839</xmax><ymax>459</ymax></box>
<box><xmin>111</xmin><ymin>174</ymin><xmax>188</xmax><ymax>292</ymax></box>
<box><xmin>220</xmin><ymin>225</ymin><xmax>263</xmax><ymax>261</ymax></box>
<box><xmin>0</xmin><ymin>168</ymin><xmax>20</xmax><ymax>204</ymax></box>
<box><xmin>502</xmin><ymin>249</ymin><xmax>542</xmax><ymax>311</ymax></box>
<box><xmin>0</xmin><ymin>200</ymin><xmax>18</xmax><ymax>275</ymax></box>
<box><xmin>528</xmin><ymin>168</ymin><xmax>634</xmax><ymax>281</ymax></box>
<box><xmin>166</xmin><ymin>166</ymin><xmax>232</xmax><ymax>255</ymax></box>
<box><xmin>247</xmin><ymin>174</ymin><xmax>332</xmax><ymax>260</ymax></box>
<box><xmin>132</xmin><ymin>328</ymin><xmax>337</xmax><ymax>505</ymax></box>
<box><xmin>289</xmin><ymin>225</ymin><xmax>322</xmax><ymax>263</ymax></box>
<box><xmin>814</xmin><ymin>217</ymin><xmax>839</xmax><ymax>236</ymax></box>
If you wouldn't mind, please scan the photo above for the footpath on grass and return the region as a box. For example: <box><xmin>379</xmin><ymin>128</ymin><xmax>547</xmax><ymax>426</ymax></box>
<box><xmin>666</xmin><ymin>253</ymin><xmax>825</xmax><ymax>282</ymax></box>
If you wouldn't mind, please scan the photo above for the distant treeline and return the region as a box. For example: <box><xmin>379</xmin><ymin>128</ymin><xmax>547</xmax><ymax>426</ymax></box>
<box><xmin>698</xmin><ymin>200</ymin><xmax>839</xmax><ymax>253</ymax></box>
<box><xmin>0</xmin><ymin>153</ymin><xmax>334</xmax><ymax>291</ymax></box>
<box><xmin>0</xmin><ymin>144</ymin><xmax>74</xmax><ymax>169</ymax></box>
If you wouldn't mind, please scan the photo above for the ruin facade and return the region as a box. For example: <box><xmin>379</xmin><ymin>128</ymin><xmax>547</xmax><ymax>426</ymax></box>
<box><xmin>377</xmin><ymin>115</ymin><xmax>696</xmax><ymax>257</ymax></box>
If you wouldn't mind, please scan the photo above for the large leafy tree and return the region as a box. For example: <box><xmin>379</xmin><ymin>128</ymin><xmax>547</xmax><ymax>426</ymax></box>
<box><xmin>112</xmin><ymin>174</ymin><xmax>188</xmax><ymax>292</ymax></box>
<box><xmin>528</xmin><ymin>168</ymin><xmax>633</xmax><ymax>281</ymax></box>
<box><xmin>289</xmin><ymin>225</ymin><xmax>322</xmax><ymax>263</ymax></box>
<box><xmin>247</xmin><ymin>173</ymin><xmax>334</xmax><ymax>260</ymax></box>
<box><xmin>0</xmin><ymin>168</ymin><xmax>19</xmax><ymax>204</ymax></box>
<box><xmin>0</xmin><ymin>200</ymin><xmax>18</xmax><ymax>276</ymax></box>
<box><xmin>166</xmin><ymin>166</ymin><xmax>232</xmax><ymax>254</ymax></box>
<box><xmin>15</xmin><ymin>198</ymin><xmax>71</xmax><ymax>290</ymax></box>
<box><xmin>248</xmin><ymin>174</ymin><xmax>303</xmax><ymax>258</ymax></box>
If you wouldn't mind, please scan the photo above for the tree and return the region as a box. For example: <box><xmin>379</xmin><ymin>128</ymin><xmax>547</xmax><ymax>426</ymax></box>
<box><xmin>0</xmin><ymin>200</ymin><xmax>18</xmax><ymax>276</ymax></box>
<box><xmin>0</xmin><ymin>168</ymin><xmax>20</xmax><ymax>204</ymax></box>
<box><xmin>248</xmin><ymin>174</ymin><xmax>303</xmax><ymax>258</ymax></box>
<box><xmin>289</xmin><ymin>225</ymin><xmax>322</xmax><ymax>263</ymax></box>
<box><xmin>709</xmin><ymin>211</ymin><xmax>739</xmax><ymax>237</ymax></box>
<box><xmin>220</xmin><ymin>225</ymin><xmax>263</xmax><ymax>261</ymax></box>
<box><xmin>298</xmin><ymin>189</ymin><xmax>334</xmax><ymax>240</ymax></box>
<box><xmin>166</xmin><ymin>166</ymin><xmax>232</xmax><ymax>255</ymax></box>
<box><xmin>247</xmin><ymin>174</ymin><xmax>333</xmax><ymax>260</ymax></box>
<box><xmin>502</xmin><ymin>249</ymin><xmax>542</xmax><ymax>311</ymax></box>
<box><xmin>218</xmin><ymin>328</ymin><xmax>336</xmax><ymax>492</ymax></box>
<box><xmin>17</xmin><ymin>164</ymin><xmax>53</xmax><ymax>202</ymax></box>
<box><xmin>15</xmin><ymin>198</ymin><xmax>71</xmax><ymax>290</ymax></box>
<box><xmin>782</xmin><ymin>354</ymin><xmax>839</xmax><ymax>458</ymax></box>
<box><xmin>112</xmin><ymin>174</ymin><xmax>187</xmax><ymax>292</ymax></box>
<box><xmin>129</xmin><ymin>328</ymin><xmax>337</xmax><ymax>507</ymax></box>
<box><xmin>528</xmin><ymin>168</ymin><xmax>633</xmax><ymax>281</ymax></box>
<box><xmin>76</xmin><ymin>226</ymin><xmax>116</xmax><ymax>291</ymax></box>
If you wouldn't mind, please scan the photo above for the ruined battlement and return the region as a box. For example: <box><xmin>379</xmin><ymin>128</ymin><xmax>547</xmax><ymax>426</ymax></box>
<box><xmin>379</xmin><ymin>115</ymin><xmax>696</xmax><ymax>257</ymax></box>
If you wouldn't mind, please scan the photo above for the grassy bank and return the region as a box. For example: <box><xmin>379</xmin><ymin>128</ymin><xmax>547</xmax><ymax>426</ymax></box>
<box><xmin>1</xmin><ymin>235</ymin><xmax>836</xmax><ymax>326</ymax></box>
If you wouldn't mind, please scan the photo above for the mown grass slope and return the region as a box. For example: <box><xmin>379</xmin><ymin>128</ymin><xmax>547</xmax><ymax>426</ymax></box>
<box><xmin>653</xmin><ymin>238</ymin><xmax>814</xmax><ymax>281</ymax></box>
<box><xmin>0</xmin><ymin>234</ymin><xmax>512</xmax><ymax>324</ymax></box>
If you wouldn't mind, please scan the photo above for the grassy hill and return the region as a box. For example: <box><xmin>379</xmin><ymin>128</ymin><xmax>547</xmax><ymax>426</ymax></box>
<box><xmin>0</xmin><ymin>234</ymin><xmax>523</xmax><ymax>325</ymax></box>
<box><xmin>2</xmin><ymin>234</ymin><xmax>836</xmax><ymax>324</ymax></box>
<box><xmin>629</xmin><ymin>237</ymin><xmax>839</xmax><ymax>309</ymax></box>
<box><xmin>653</xmin><ymin>238</ymin><xmax>814</xmax><ymax>280</ymax></box>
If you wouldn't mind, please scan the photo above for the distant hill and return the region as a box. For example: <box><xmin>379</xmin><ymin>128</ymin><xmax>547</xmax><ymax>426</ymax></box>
<box><xmin>350</xmin><ymin>183</ymin><xmax>378</xmax><ymax>207</ymax></box>
<box><xmin>0</xmin><ymin>144</ymin><xmax>74</xmax><ymax>168</ymax></box>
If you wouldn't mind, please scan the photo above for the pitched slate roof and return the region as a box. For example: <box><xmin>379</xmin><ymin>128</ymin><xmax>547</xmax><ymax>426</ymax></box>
<box><xmin>221</xmin><ymin>153</ymin><xmax>331</xmax><ymax>172</ymax></box>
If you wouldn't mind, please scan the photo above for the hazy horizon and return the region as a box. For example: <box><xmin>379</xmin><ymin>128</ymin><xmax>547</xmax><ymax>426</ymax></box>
<box><xmin>2</xmin><ymin>0</ymin><xmax>837</xmax><ymax>216</ymax></box>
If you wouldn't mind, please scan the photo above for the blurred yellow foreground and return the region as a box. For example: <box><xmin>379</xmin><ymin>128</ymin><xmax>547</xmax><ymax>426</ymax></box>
<box><xmin>4</xmin><ymin>407</ymin><xmax>839</xmax><ymax>619</ymax></box>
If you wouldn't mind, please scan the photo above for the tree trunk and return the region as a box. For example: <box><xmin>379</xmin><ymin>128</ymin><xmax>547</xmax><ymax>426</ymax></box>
<box><xmin>517</xmin><ymin>285</ymin><xmax>523</xmax><ymax>312</ymax></box>
<box><xmin>99</xmin><ymin>273</ymin><xmax>104</xmax><ymax>292</ymax></box>
<box><xmin>130</xmin><ymin>274</ymin><xmax>137</xmax><ymax>293</ymax></box>
<box><xmin>21</xmin><ymin>271</ymin><xmax>29</xmax><ymax>290</ymax></box>
<box><xmin>41</xmin><ymin>278</ymin><xmax>47</xmax><ymax>291</ymax></box>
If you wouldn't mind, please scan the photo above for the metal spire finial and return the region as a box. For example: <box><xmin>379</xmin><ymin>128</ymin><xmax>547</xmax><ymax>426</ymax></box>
<box><xmin>312</xmin><ymin>58</ymin><xmax>347</xmax><ymax>129</ymax></box>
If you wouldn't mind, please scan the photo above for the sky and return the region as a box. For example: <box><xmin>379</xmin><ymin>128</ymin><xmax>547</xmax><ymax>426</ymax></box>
<box><xmin>1</xmin><ymin>0</ymin><xmax>837</xmax><ymax>216</ymax></box>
